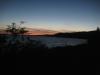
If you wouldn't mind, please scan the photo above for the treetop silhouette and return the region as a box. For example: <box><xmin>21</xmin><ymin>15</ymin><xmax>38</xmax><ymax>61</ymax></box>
<box><xmin>6</xmin><ymin>21</ymin><xmax>28</xmax><ymax>35</ymax></box>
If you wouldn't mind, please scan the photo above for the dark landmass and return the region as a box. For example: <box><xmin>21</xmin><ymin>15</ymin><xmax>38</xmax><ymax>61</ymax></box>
<box><xmin>0</xmin><ymin>29</ymin><xmax>100</xmax><ymax>56</ymax></box>
<box><xmin>0</xmin><ymin>29</ymin><xmax>100</xmax><ymax>74</ymax></box>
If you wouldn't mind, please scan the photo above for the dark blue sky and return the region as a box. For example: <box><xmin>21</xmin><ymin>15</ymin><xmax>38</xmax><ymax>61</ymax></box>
<box><xmin>0</xmin><ymin>0</ymin><xmax>100</xmax><ymax>31</ymax></box>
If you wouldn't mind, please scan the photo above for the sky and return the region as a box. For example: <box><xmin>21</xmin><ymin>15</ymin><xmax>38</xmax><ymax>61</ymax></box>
<box><xmin>0</xmin><ymin>0</ymin><xmax>100</xmax><ymax>32</ymax></box>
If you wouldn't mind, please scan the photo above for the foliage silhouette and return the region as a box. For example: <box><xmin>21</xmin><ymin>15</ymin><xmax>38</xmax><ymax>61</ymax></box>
<box><xmin>6</xmin><ymin>22</ymin><xmax>28</xmax><ymax>35</ymax></box>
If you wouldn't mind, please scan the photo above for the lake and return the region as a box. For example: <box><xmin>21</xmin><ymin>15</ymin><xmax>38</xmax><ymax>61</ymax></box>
<box><xmin>7</xmin><ymin>35</ymin><xmax>87</xmax><ymax>48</ymax></box>
<box><xmin>28</xmin><ymin>36</ymin><xmax>87</xmax><ymax>48</ymax></box>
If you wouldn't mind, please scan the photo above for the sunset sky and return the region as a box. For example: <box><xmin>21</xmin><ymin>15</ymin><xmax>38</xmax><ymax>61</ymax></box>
<box><xmin>0</xmin><ymin>0</ymin><xmax>100</xmax><ymax>32</ymax></box>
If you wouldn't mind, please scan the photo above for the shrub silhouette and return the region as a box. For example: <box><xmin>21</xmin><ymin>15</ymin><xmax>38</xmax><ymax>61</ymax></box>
<box><xmin>0</xmin><ymin>22</ymin><xmax>47</xmax><ymax>56</ymax></box>
<box><xmin>6</xmin><ymin>22</ymin><xmax>28</xmax><ymax>35</ymax></box>
<box><xmin>6</xmin><ymin>22</ymin><xmax>28</xmax><ymax>41</ymax></box>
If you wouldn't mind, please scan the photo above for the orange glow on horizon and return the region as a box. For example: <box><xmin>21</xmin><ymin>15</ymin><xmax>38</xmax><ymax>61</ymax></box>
<box><xmin>0</xmin><ymin>28</ymin><xmax>58</xmax><ymax>35</ymax></box>
<box><xmin>25</xmin><ymin>31</ymin><xmax>57</xmax><ymax>35</ymax></box>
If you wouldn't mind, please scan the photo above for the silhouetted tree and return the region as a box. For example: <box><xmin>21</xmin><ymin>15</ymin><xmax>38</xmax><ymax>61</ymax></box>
<box><xmin>6</xmin><ymin>22</ymin><xmax>18</xmax><ymax>35</ymax></box>
<box><xmin>6</xmin><ymin>21</ymin><xmax>28</xmax><ymax>41</ymax></box>
<box><xmin>19</xmin><ymin>27</ymin><xmax>28</xmax><ymax>35</ymax></box>
<box><xmin>6</xmin><ymin>22</ymin><xmax>28</xmax><ymax>35</ymax></box>
<box><xmin>19</xmin><ymin>21</ymin><xmax>28</xmax><ymax>34</ymax></box>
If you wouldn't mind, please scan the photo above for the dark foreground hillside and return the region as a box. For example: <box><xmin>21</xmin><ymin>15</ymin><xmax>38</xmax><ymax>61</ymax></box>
<box><xmin>0</xmin><ymin>30</ymin><xmax>100</xmax><ymax>75</ymax></box>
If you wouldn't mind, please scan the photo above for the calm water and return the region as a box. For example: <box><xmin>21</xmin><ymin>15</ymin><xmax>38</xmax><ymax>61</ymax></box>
<box><xmin>7</xmin><ymin>36</ymin><xmax>87</xmax><ymax>48</ymax></box>
<box><xmin>29</xmin><ymin>36</ymin><xmax>87</xmax><ymax>48</ymax></box>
